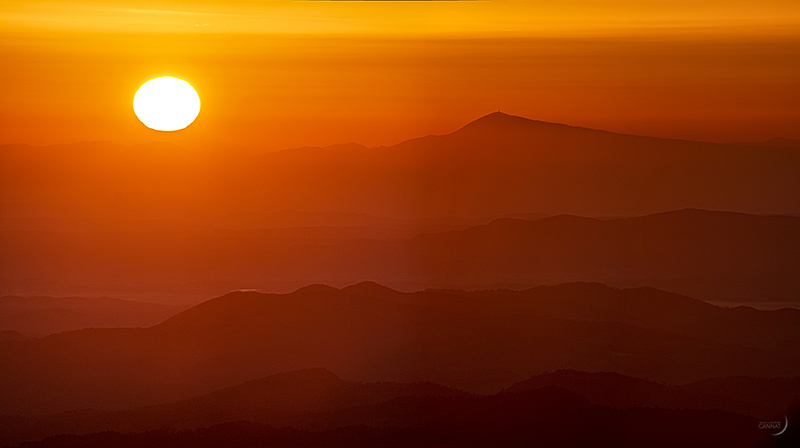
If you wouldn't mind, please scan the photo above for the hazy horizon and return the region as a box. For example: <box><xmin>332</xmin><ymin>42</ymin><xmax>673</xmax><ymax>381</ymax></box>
<box><xmin>4</xmin><ymin>111</ymin><xmax>800</xmax><ymax>151</ymax></box>
<box><xmin>1</xmin><ymin>1</ymin><xmax>798</xmax><ymax>446</ymax></box>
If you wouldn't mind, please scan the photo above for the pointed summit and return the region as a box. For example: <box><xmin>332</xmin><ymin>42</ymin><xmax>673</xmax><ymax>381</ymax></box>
<box><xmin>342</xmin><ymin>281</ymin><xmax>404</xmax><ymax>300</ymax></box>
<box><xmin>459</xmin><ymin>111</ymin><xmax>534</xmax><ymax>130</ymax></box>
<box><xmin>453</xmin><ymin>112</ymin><xmax>588</xmax><ymax>139</ymax></box>
<box><xmin>763</xmin><ymin>137</ymin><xmax>800</xmax><ymax>148</ymax></box>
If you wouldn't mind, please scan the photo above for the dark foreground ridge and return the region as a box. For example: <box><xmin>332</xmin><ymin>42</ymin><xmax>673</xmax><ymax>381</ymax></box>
<box><xmin>3</xmin><ymin>208</ymin><xmax>798</xmax><ymax>304</ymax></box>
<box><xmin>2</xmin><ymin>282</ymin><xmax>798</xmax><ymax>415</ymax></box>
<box><xmin>5</xmin><ymin>401</ymin><xmax>787</xmax><ymax>448</ymax></box>
<box><xmin>2</xmin><ymin>367</ymin><xmax>796</xmax><ymax>447</ymax></box>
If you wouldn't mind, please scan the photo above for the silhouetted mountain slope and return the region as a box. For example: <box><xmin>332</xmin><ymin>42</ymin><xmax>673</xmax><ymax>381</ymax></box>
<box><xmin>4</xmin><ymin>113</ymin><xmax>800</xmax><ymax>302</ymax></box>
<box><xmin>3</xmin><ymin>209</ymin><xmax>799</xmax><ymax>302</ymax></box>
<box><xmin>348</xmin><ymin>282</ymin><xmax>800</xmax><ymax>354</ymax></box>
<box><xmin>1</xmin><ymin>283</ymin><xmax>797</xmax><ymax>415</ymax></box>
<box><xmin>4</xmin><ymin>403</ymin><xmax>770</xmax><ymax>448</ymax></box>
<box><xmin>342</xmin><ymin>281</ymin><xmax>408</xmax><ymax>301</ymax></box>
<box><xmin>0</xmin><ymin>296</ymin><xmax>187</xmax><ymax>336</ymax></box>
<box><xmin>509</xmin><ymin>369</ymin><xmax>714</xmax><ymax>409</ymax></box>
<box><xmin>3</xmin><ymin>112</ymin><xmax>799</xmax><ymax>223</ymax></box>
<box><xmin>391</xmin><ymin>209</ymin><xmax>800</xmax><ymax>302</ymax></box>
<box><xmin>250</xmin><ymin>112</ymin><xmax>800</xmax><ymax>218</ymax></box>
<box><xmin>0</xmin><ymin>330</ymin><xmax>28</xmax><ymax>341</ymax></box>
<box><xmin>1</xmin><ymin>369</ymin><xmax>789</xmax><ymax>446</ymax></box>
<box><xmin>0</xmin><ymin>369</ymin><xmax>470</xmax><ymax>446</ymax></box>
<box><xmin>508</xmin><ymin>370</ymin><xmax>799</xmax><ymax>419</ymax></box>
<box><xmin>736</xmin><ymin>137</ymin><xmax>800</xmax><ymax>149</ymax></box>
<box><xmin>682</xmin><ymin>376</ymin><xmax>800</xmax><ymax>417</ymax></box>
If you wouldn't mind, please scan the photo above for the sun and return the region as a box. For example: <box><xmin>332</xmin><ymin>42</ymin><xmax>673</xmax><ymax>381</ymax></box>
<box><xmin>133</xmin><ymin>77</ymin><xmax>201</xmax><ymax>131</ymax></box>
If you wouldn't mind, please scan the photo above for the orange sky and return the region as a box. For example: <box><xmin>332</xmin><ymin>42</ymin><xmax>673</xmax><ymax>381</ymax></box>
<box><xmin>1</xmin><ymin>0</ymin><xmax>799</xmax><ymax>149</ymax></box>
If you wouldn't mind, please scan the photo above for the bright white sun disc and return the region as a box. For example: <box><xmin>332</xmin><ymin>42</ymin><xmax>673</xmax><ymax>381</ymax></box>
<box><xmin>133</xmin><ymin>77</ymin><xmax>201</xmax><ymax>131</ymax></box>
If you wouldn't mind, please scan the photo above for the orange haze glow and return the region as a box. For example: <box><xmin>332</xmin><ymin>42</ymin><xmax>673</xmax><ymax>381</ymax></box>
<box><xmin>2</xmin><ymin>5</ymin><xmax>800</xmax><ymax>440</ymax></box>
<box><xmin>1</xmin><ymin>1</ymin><xmax>799</xmax><ymax>150</ymax></box>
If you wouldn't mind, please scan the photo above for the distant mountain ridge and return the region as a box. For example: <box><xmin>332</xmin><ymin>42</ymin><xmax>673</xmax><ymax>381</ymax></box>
<box><xmin>393</xmin><ymin>208</ymin><xmax>800</xmax><ymax>301</ymax></box>
<box><xmin>2</xmin><ymin>209</ymin><xmax>799</xmax><ymax>303</ymax></box>
<box><xmin>0</xmin><ymin>296</ymin><xmax>187</xmax><ymax>336</ymax></box>
<box><xmin>0</xmin><ymin>368</ymin><xmax>790</xmax><ymax>447</ymax></box>
<box><xmin>507</xmin><ymin>369</ymin><xmax>800</xmax><ymax>419</ymax></box>
<box><xmin>3</xmin><ymin>112</ymin><xmax>800</xmax><ymax>300</ymax></box>
<box><xmin>3</xmin><ymin>112</ymin><xmax>799</xmax><ymax>220</ymax></box>
<box><xmin>1</xmin><ymin>282</ymin><xmax>798</xmax><ymax>415</ymax></box>
<box><xmin>733</xmin><ymin>136</ymin><xmax>800</xmax><ymax>149</ymax></box>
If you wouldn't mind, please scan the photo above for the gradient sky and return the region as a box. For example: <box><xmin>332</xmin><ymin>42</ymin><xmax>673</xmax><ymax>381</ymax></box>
<box><xmin>1</xmin><ymin>0</ymin><xmax>799</xmax><ymax>149</ymax></box>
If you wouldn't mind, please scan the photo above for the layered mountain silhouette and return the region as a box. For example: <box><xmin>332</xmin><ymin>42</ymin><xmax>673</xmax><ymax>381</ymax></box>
<box><xmin>0</xmin><ymin>296</ymin><xmax>187</xmax><ymax>336</ymax></box>
<box><xmin>736</xmin><ymin>137</ymin><xmax>800</xmax><ymax>149</ymax></box>
<box><xmin>1</xmin><ymin>368</ymin><xmax>785</xmax><ymax>447</ymax></box>
<box><xmin>3</xmin><ymin>112</ymin><xmax>800</xmax><ymax>301</ymax></box>
<box><xmin>7</xmin><ymin>412</ymin><xmax>775</xmax><ymax>448</ymax></box>
<box><xmin>0</xmin><ymin>368</ymin><xmax>470</xmax><ymax>445</ymax></box>
<box><xmin>2</xmin><ymin>209</ymin><xmax>797</xmax><ymax>302</ymax></box>
<box><xmin>508</xmin><ymin>370</ymin><xmax>800</xmax><ymax>419</ymax></box>
<box><xmin>2</xmin><ymin>283</ymin><xmax>797</xmax><ymax>415</ymax></box>
<box><xmin>3</xmin><ymin>113</ymin><xmax>798</xmax><ymax>447</ymax></box>
<box><xmin>3</xmin><ymin>112</ymin><xmax>799</xmax><ymax>222</ymax></box>
<box><xmin>363</xmin><ymin>209</ymin><xmax>800</xmax><ymax>302</ymax></box>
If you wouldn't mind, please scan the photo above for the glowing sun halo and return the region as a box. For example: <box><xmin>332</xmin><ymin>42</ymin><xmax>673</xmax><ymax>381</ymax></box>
<box><xmin>133</xmin><ymin>77</ymin><xmax>201</xmax><ymax>131</ymax></box>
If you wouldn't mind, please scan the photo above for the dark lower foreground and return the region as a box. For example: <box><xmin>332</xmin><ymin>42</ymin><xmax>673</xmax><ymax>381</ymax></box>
<box><xmin>9</xmin><ymin>405</ymin><xmax>788</xmax><ymax>448</ymax></box>
<box><xmin>4</xmin><ymin>283</ymin><xmax>799</xmax><ymax>416</ymax></box>
<box><xmin>2</xmin><ymin>283</ymin><xmax>798</xmax><ymax>447</ymax></box>
<box><xmin>4</xmin><ymin>209</ymin><xmax>800</xmax><ymax>305</ymax></box>
<box><xmin>3</xmin><ymin>370</ymin><xmax>797</xmax><ymax>448</ymax></box>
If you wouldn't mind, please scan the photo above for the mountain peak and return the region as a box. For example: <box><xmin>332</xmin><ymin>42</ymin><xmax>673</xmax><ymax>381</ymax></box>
<box><xmin>454</xmin><ymin>111</ymin><xmax>588</xmax><ymax>138</ymax></box>
<box><xmin>480</xmin><ymin>111</ymin><xmax>516</xmax><ymax>119</ymax></box>
<box><xmin>293</xmin><ymin>284</ymin><xmax>341</xmax><ymax>295</ymax></box>
<box><xmin>342</xmin><ymin>281</ymin><xmax>404</xmax><ymax>299</ymax></box>
<box><xmin>461</xmin><ymin>111</ymin><xmax>533</xmax><ymax>129</ymax></box>
<box><xmin>763</xmin><ymin>137</ymin><xmax>800</xmax><ymax>148</ymax></box>
<box><xmin>235</xmin><ymin>367</ymin><xmax>343</xmax><ymax>389</ymax></box>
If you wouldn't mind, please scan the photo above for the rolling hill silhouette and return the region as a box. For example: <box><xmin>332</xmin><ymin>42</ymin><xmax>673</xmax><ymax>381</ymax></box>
<box><xmin>0</xmin><ymin>368</ymin><xmax>785</xmax><ymax>447</ymax></box>
<box><xmin>1</xmin><ymin>283</ymin><xmax>797</xmax><ymax>415</ymax></box>
<box><xmin>2</xmin><ymin>209</ymin><xmax>798</xmax><ymax>302</ymax></box>
<box><xmin>6</xmin><ymin>411</ymin><xmax>770</xmax><ymax>448</ymax></box>
<box><xmin>345</xmin><ymin>281</ymin><xmax>800</xmax><ymax>354</ymax></box>
<box><xmin>379</xmin><ymin>209</ymin><xmax>800</xmax><ymax>302</ymax></box>
<box><xmin>0</xmin><ymin>296</ymin><xmax>187</xmax><ymax>336</ymax></box>
<box><xmin>3</xmin><ymin>112</ymin><xmax>800</xmax><ymax>301</ymax></box>
<box><xmin>0</xmin><ymin>330</ymin><xmax>28</xmax><ymax>341</ymax></box>
<box><xmin>682</xmin><ymin>376</ymin><xmax>800</xmax><ymax>418</ymax></box>
<box><xmin>3</xmin><ymin>113</ymin><xmax>798</xmax><ymax>446</ymax></box>
<box><xmin>233</xmin><ymin>112</ymin><xmax>800</xmax><ymax>218</ymax></box>
<box><xmin>3</xmin><ymin>111</ymin><xmax>799</xmax><ymax>222</ymax></box>
<box><xmin>0</xmin><ymin>368</ymin><xmax>470</xmax><ymax>445</ymax></box>
<box><xmin>259</xmin><ymin>111</ymin><xmax>799</xmax><ymax>215</ymax></box>
<box><xmin>507</xmin><ymin>370</ymin><xmax>799</xmax><ymax>419</ymax></box>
